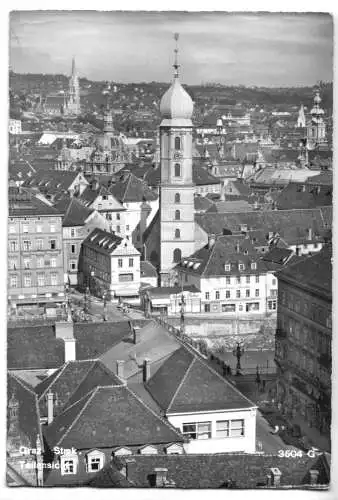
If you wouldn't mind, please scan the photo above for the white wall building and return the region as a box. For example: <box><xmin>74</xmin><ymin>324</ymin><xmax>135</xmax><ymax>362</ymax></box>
<box><xmin>9</xmin><ymin>119</ymin><xmax>22</xmax><ymax>135</ymax></box>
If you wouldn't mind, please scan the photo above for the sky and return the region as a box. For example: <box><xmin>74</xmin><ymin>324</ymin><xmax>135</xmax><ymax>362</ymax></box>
<box><xmin>9</xmin><ymin>11</ymin><xmax>333</xmax><ymax>86</ymax></box>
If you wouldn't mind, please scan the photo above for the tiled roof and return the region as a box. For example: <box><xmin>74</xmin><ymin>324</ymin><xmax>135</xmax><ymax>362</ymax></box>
<box><xmin>207</xmin><ymin>200</ymin><xmax>253</xmax><ymax>213</ymax></box>
<box><xmin>74</xmin><ymin>320</ymin><xmax>132</xmax><ymax>360</ymax></box>
<box><xmin>96</xmin><ymin>452</ymin><xmax>330</xmax><ymax>488</ymax></box>
<box><xmin>22</xmin><ymin>171</ymin><xmax>84</xmax><ymax>192</ymax></box>
<box><xmin>100</xmin><ymin>320</ymin><xmax>181</xmax><ymax>380</ymax></box>
<box><xmin>140</xmin><ymin>260</ymin><xmax>158</xmax><ymax>278</ymax></box>
<box><xmin>194</xmin><ymin>195</ymin><xmax>214</xmax><ymax>212</ymax></box>
<box><xmin>305</xmin><ymin>171</ymin><xmax>333</xmax><ymax>186</ymax></box>
<box><xmin>43</xmin><ymin>385</ymin><xmax>184</xmax><ymax>450</ymax></box>
<box><xmin>7</xmin><ymin>373</ymin><xmax>43</xmax><ymax>453</ymax></box>
<box><xmin>195</xmin><ymin>208</ymin><xmax>331</xmax><ymax>246</ymax></box>
<box><xmin>146</xmin><ymin>346</ymin><xmax>255</xmax><ymax>413</ymax></box>
<box><xmin>7</xmin><ymin>325</ymin><xmax>64</xmax><ymax>370</ymax></box>
<box><xmin>35</xmin><ymin>359</ymin><xmax>123</xmax><ymax>418</ymax></box>
<box><xmin>175</xmin><ymin>236</ymin><xmax>267</xmax><ymax>278</ymax></box>
<box><xmin>110</xmin><ymin>172</ymin><xmax>158</xmax><ymax>203</ymax></box>
<box><xmin>83</xmin><ymin>228</ymin><xmax>123</xmax><ymax>254</ymax></box>
<box><xmin>276</xmin><ymin>245</ymin><xmax>332</xmax><ymax>299</ymax></box>
<box><xmin>275</xmin><ymin>183</ymin><xmax>332</xmax><ymax>210</ymax></box>
<box><xmin>193</xmin><ymin>165</ymin><xmax>220</xmax><ymax>185</ymax></box>
<box><xmin>261</xmin><ymin>247</ymin><xmax>293</xmax><ymax>266</ymax></box>
<box><xmin>8</xmin><ymin>188</ymin><xmax>62</xmax><ymax>217</ymax></box>
<box><xmin>54</xmin><ymin>196</ymin><xmax>94</xmax><ymax>226</ymax></box>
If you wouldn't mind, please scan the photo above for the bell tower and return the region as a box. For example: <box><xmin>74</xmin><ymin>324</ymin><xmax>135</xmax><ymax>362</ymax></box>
<box><xmin>159</xmin><ymin>34</ymin><xmax>195</xmax><ymax>286</ymax></box>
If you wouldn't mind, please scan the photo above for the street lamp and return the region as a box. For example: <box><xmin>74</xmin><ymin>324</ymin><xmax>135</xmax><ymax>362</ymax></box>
<box><xmin>179</xmin><ymin>292</ymin><xmax>185</xmax><ymax>336</ymax></box>
<box><xmin>102</xmin><ymin>290</ymin><xmax>108</xmax><ymax>321</ymax></box>
<box><xmin>233</xmin><ymin>342</ymin><xmax>245</xmax><ymax>376</ymax></box>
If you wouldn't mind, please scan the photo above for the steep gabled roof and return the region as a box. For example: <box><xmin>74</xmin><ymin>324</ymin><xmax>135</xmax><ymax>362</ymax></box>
<box><xmin>276</xmin><ymin>245</ymin><xmax>332</xmax><ymax>300</ymax></box>
<box><xmin>54</xmin><ymin>196</ymin><xmax>94</xmax><ymax>226</ymax></box>
<box><xmin>110</xmin><ymin>172</ymin><xmax>158</xmax><ymax>203</ymax></box>
<box><xmin>35</xmin><ymin>359</ymin><xmax>122</xmax><ymax>418</ymax></box>
<box><xmin>145</xmin><ymin>346</ymin><xmax>255</xmax><ymax>414</ymax></box>
<box><xmin>7</xmin><ymin>373</ymin><xmax>43</xmax><ymax>453</ymax></box>
<box><xmin>193</xmin><ymin>165</ymin><xmax>220</xmax><ymax>185</ymax></box>
<box><xmin>175</xmin><ymin>236</ymin><xmax>266</xmax><ymax>278</ymax></box>
<box><xmin>43</xmin><ymin>385</ymin><xmax>184</xmax><ymax>450</ymax></box>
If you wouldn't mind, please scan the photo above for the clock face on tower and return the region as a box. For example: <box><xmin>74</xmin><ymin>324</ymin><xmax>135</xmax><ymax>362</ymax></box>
<box><xmin>173</xmin><ymin>151</ymin><xmax>183</xmax><ymax>160</ymax></box>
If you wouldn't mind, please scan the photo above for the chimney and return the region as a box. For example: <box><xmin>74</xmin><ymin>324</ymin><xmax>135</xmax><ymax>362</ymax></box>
<box><xmin>55</xmin><ymin>321</ymin><xmax>76</xmax><ymax>362</ymax></box>
<box><xmin>219</xmin><ymin>183</ymin><xmax>225</xmax><ymax>201</ymax></box>
<box><xmin>309</xmin><ymin>469</ymin><xmax>319</xmax><ymax>485</ymax></box>
<box><xmin>208</xmin><ymin>234</ymin><xmax>216</xmax><ymax>249</ymax></box>
<box><xmin>143</xmin><ymin>359</ymin><xmax>151</xmax><ymax>383</ymax></box>
<box><xmin>307</xmin><ymin>228</ymin><xmax>313</xmax><ymax>241</ymax></box>
<box><xmin>133</xmin><ymin>326</ymin><xmax>141</xmax><ymax>344</ymax></box>
<box><xmin>154</xmin><ymin>468</ymin><xmax>168</xmax><ymax>487</ymax></box>
<box><xmin>116</xmin><ymin>360</ymin><xmax>125</xmax><ymax>381</ymax></box>
<box><xmin>47</xmin><ymin>390</ymin><xmax>54</xmax><ymax>425</ymax></box>
<box><xmin>64</xmin><ymin>338</ymin><xmax>76</xmax><ymax>362</ymax></box>
<box><xmin>269</xmin><ymin>468</ymin><xmax>281</xmax><ymax>487</ymax></box>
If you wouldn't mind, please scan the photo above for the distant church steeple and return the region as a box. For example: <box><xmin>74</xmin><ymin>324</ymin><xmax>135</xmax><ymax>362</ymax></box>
<box><xmin>296</xmin><ymin>104</ymin><xmax>306</xmax><ymax>128</ymax></box>
<box><xmin>67</xmin><ymin>56</ymin><xmax>81</xmax><ymax>116</ymax></box>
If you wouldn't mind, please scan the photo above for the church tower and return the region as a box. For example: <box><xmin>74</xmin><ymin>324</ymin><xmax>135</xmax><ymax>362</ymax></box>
<box><xmin>68</xmin><ymin>57</ymin><xmax>81</xmax><ymax>115</ymax></box>
<box><xmin>159</xmin><ymin>34</ymin><xmax>195</xmax><ymax>286</ymax></box>
<box><xmin>296</xmin><ymin>104</ymin><xmax>306</xmax><ymax>128</ymax></box>
<box><xmin>103</xmin><ymin>84</ymin><xmax>115</xmax><ymax>149</ymax></box>
<box><xmin>307</xmin><ymin>91</ymin><xmax>327</xmax><ymax>149</ymax></box>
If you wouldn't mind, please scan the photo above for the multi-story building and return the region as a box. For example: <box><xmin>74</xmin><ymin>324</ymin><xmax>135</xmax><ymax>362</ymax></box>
<box><xmin>9</xmin><ymin>119</ymin><xmax>22</xmax><ymax>135</ymax></box>
<box><xmin>8</xmin><ymin>188</ymin><xmax>64</xmax><ymax>311</ymax></box>
<box><xmin>274</xmin><ymin>245</ymin><xmax>332</xmax><ymax>442</ymax></box>
<box><xmin>175</xmin><ymin>235</ymin><xmax>277</xmax><ymax>316</ymax></box>
<box><xmin>54</xmin><ymin>197</ymin><xmax>111</xmax><ymax>286</ymax></box>
<box><xmin>80</xmin><ymin>228</ymin><xmax>140</xmax><ymax>299</ymax></box>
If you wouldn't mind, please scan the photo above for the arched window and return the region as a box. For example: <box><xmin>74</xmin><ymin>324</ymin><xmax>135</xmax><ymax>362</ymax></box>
<box><xmin>175</xmin><ymin>193</ymin><xmax>181</xmax><ymax>204</ymax></box>
<box><xmin>173</xmin><ymin>248</ymin><xmax>182</xmax><ymax>263</ymax></box>
<box><xmin>175</xmin><ymin>229</ymin><xmax>180</xmax><ymax>239</ymax></box>
<box><xmin>174</xmin><ymin>163</ymin><xmax>181</xmax><ymax>177</ymax></box>
<box><xmin>175</xmin><ymin>210</ymin><xmax>180</xmax><ymax>220</ymax></box>
<box><xmin>175</xmin><ymin>136</ymin><xmax>181</xmax><ymax>150</ymax></box>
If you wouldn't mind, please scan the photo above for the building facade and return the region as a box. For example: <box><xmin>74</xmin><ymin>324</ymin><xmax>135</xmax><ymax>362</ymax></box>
<box><xmin>8</xmin><ymin>188</ymin><xmax>64</xmax><ymax>311</ymax></box>
<box><xmin>80</xmin><ymin>228</ymin><xmax>141</xmax><ymax>299</ymax></box>
<box><xmin>274</xmin><ymin>246</ymin><xmax>332</xmax><ymax>441</ymax></box>
<box><xmin>175</xmin><ymin>236</ymin><xmax>278</xmax><ymax>317</ymax></box>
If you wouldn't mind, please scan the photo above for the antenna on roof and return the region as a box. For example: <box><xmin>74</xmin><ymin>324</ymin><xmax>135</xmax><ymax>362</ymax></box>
<box><xmin>173</xmin><ymin>33</ymin><xmax>180</xmax><ymax>79</ymax></box>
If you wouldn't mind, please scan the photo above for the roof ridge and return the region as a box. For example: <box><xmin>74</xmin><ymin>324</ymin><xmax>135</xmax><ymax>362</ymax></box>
<box><xmin>167</xmin><ymin>352</ymin><xmax>195</xmax><ymax>413</ymax></box>
<box><xmin>93</xmin><ymin>359</ymin><xmax>125</xmax><ymax>386</ymax></box>
<box><xmin>60</xmin><ymin>359</ymin><xmax>98</xmax><ymax>408</ymax></box>
<box><xmin>9</xmin><ymin>372</ymin><xmax>37</xmax><ymax>396</ymax></box>
<box><xmin>201</xmin><ymin>239</ymin><xmax>217</xmax><ymax>277</ymax></box>
<box><xmin>55</xmin><ymin>387</ymin><xmax>100</xmax><ymax>446</ymax></box>
<box><xmin>122</xmin><ymin>173</ymin><xmax>132</xmax><ymax>203</ymax></box>
<box><xmin>37</xmin><ymin>364</ymin><xmax>67</xmax><ymax>400</ymax></box>
<box><xmin>125</xmin><ymin>385</ymin><xmax>184</xmax><ymax>441</ymax></box>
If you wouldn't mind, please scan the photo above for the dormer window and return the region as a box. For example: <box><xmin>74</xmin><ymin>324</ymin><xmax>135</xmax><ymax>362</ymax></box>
<box><xmin>224</xmin><ymin>263</ymin><xmax>231</xmax><ymax>272</ymax></box>
<box><xmin>238</xmin><ymin>263</ymin><xmax>245</xmax><ymax>271</ymax></box>
<box><xmin>60</xmin><ymin>454</ymin><xmax>78</xmax><ymax>476</ymax></box>
<box><xmin>86</xmin><ymin>450</ymin><xmax>105</xmax><ymax>473</ymax></box>
<box><xmin>251</xmin><ymin>262</ymin><xmax>257</xmax><ymax>270</ymax></box>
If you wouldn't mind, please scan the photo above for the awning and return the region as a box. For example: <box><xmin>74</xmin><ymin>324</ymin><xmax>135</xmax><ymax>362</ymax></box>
<box><xmin>114</xmin><ymin>290</ymin><xmax>140</xmax><ymax>297</ymax></box>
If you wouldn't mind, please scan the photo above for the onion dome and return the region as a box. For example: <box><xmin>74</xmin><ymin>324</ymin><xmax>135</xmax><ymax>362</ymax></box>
<box><xmin>160</xmin><ymin>77</ymin><xmax>193</xmax><ymax>120</ymax></box>
<box><xmin>314</xmin><ymin>91</ymin><xmax>322</xmax><ymax>105</ymax></box>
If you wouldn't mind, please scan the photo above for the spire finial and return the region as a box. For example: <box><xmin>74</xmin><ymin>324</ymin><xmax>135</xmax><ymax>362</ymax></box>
<box><xmin>72</xmin><ymin>56</ymin><xmax>76</xmax><ymax>76</ymax></box>
<box><xmin>173</xmin><ymin>33</ymin><xmax>180</xmax><ymax>78</ymax></box>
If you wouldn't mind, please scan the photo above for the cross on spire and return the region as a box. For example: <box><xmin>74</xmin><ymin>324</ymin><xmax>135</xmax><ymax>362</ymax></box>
<box><xmin>173</xmin><ymin>33</ymin><xmax>180</xmax><ymax>78</ymax></box>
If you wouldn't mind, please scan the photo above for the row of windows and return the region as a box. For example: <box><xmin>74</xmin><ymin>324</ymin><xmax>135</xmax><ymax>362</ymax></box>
<box><xmin>205</xmin><ymin>289</ymin><xmax>261</xmax><ymax>300</ymax></box>
<box><xmin>182</xmin><ymin>419</ymin><xmax>245</xmax><ymax>440</ymax></box>
<box><xmin>9</xmin><ymin>240</ymin><xmax>58</xmax><ymax>252</ymax></box>
<box><xmin>9</xmin><ymin>257</ymin><xmax>60</xmax><ymax>269</ymax></box>
<box><xmin>279</xmin><ymin>316</ymin><xmax>331</xmax><ymax>356</ymax></box>
<box><xmin>9</xmin><ymin>273</ymin><xmax>60</xmax><ymax>288</ymax></box>
<box><xmin>118</xmin><ymin>258</ymin><xmax>134</xmax><ymax>268</ymax></box>
<box><xmin>9</xmin><ymin>224</ymin><xmax>58</xmax><ymax>234</ymax></box>
<box><xmin>225</xmin><ymin>263</ymin><xmax>258</xmax><ymax>272</ymax></box>
<box><xmin>280</xmin><ymin>290</ymin><xmax>331</xmax><ymax>328</ymax></box>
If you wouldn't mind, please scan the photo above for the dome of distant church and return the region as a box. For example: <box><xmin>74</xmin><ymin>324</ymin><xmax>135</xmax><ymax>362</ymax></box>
<box><xmin>160</xmin><ymin>77</ymin><xmax>194</xmax><ymax>120</ymax></box>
